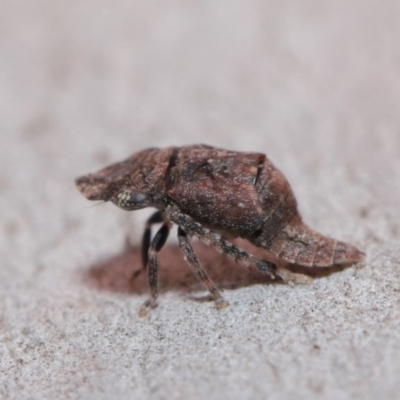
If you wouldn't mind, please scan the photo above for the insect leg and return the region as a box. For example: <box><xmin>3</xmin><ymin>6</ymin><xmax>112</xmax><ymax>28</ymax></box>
<box><xmin>178</xmin><ymin>227</ymin><xmax>229</xmax><ymax>310</ymax></box>
<box><xmin>139</xmin><ymin>221</ymin><xmax>171</xmax><ymax>317</ymax></box>
<box><xmin>130</xmin><ymin>211</ymin><xmax>165</xmax><ymax>284</ymax></box>
<box><xmin>167</xmin><ymin>206</ymin><xmax>277</xmax><ymax>279</ymax></box>
<box><xmin>142</xmin><ymin>211</ymin><xmax>165</xmax><ymax>268</ymax></box>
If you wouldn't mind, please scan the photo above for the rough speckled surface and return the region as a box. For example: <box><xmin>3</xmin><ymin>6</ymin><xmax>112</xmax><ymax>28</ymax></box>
<box><xmin>1</xmin><ymin>1</ymin><xmax>400</xmax><ymax>399</ymax></box>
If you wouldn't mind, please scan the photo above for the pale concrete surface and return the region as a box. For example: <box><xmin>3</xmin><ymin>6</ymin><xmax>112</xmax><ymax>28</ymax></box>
<box><xmin>1</xmin><ymin>1</ymin><xmax>400</xmax><ymax>399</ymax></box>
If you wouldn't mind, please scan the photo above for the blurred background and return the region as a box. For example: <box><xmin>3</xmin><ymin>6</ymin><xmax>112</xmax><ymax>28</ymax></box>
<box><xmin>2</xmin><ymin>0</ymin><xmax>399</xmax><ymax>247</ymax></box>
<box><xmin>1</xmin><ymin>1</ymin><xmax>400</xmax><ymax>399</ymax></box>
<box><xmin>2</xmin><ymin>0</ymin><xmax>399</xmax><ymax>264</ymax></box>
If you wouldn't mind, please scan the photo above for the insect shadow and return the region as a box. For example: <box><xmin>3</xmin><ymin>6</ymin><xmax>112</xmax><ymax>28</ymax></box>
<box><xmin>83</xmin><ymin>239</ymin><xmax>349</xmax><ymax>297</ymax></box>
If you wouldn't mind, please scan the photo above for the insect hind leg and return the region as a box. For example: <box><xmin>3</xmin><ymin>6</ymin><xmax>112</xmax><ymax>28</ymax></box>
<box><xmin>167</xmin><ymin>206</ymin><xmax>278</xmax><ymax>279</ymax></box>
<box><xmin>178</xmin><ymin>227</ymin><xmax>229</xmax><ymax>309</ymax></box>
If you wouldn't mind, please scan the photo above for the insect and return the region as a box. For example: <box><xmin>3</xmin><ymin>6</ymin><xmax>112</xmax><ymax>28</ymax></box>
<box><xmin>76</xmin><ymin>145</ymin><xmax>365</xmax><ymax>315</ymax></box>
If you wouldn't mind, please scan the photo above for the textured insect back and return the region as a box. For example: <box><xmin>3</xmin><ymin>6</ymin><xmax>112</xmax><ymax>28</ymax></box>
<box><xmin>165</xmin><ymin>146</ymin><xmax>264</xmax><ymax>237</ymax></box>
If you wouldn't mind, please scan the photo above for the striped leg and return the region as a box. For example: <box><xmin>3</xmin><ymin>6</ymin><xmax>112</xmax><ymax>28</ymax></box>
<box><xmin>166</xmin><ymin>206</ymin><xmax>277</xmax><ymax>278</ymax></box>
<box><xmin>178</xmin><ymin>227</ymin><xmax>229</xmax><ymax>309</ymax></box>
<box><xmin>131</xmin><ymin>211</ymin><xmax>165</xmax><ymax>283</ymax></box>
<box><xmin>139</xmin><ymin>222</ymin><xmax>171</xmax><ymax>317</ymax></box>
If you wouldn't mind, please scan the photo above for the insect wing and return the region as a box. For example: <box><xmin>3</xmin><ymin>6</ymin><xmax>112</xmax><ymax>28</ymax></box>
<box><xmin>166</xmin><ymin>149</ymin><xmax>264</xmax><ymax>236</ymax></box>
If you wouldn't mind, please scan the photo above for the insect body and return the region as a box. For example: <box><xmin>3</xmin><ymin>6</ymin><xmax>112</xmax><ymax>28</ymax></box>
<box><xmin>76</xmin><ymin>145</ymin><xmax>365</xmax><ymax>315</ymax></box>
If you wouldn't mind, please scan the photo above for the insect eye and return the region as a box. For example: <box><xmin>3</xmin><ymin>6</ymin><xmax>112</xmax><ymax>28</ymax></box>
<box><xmin>115</xmin><ymin>191</ymin><xmax>150</xmax><ymax>210</ymax></box>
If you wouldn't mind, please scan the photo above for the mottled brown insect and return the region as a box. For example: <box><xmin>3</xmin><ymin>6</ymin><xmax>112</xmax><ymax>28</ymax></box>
<box><xmin>76</xmin><ymin>145</ymin><xmax>365</xmax><ymax>315</ymax></box>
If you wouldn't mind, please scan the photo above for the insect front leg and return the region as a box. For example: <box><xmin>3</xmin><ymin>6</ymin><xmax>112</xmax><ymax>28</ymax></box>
<box><xmin>131</xmin><ymin>211</ymin><xmax>165</xmax><ymax>284</ymax></box>
<box><xmin>139</xmin><ymin>221</ymin><xmax>171</xmax><ymax>317</ymax></box>
<box><xmin>178</xmin><ymin>227</ymin><xmax>229</xmax><ymax>310</ymax></box>
<box><xmin>167</xmin><ymin>206</ymin><xmax>277</xmax><ymax>279</ymax></box>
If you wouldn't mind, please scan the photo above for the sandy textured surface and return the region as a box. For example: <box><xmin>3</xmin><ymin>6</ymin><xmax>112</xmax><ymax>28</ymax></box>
<box><xmin>1</xmin><ymin>1</ymin><xmax>400</xmax><ymax>399</ymax></box>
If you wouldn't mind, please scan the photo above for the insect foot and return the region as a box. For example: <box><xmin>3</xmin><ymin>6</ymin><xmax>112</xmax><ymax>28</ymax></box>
<box><xmin>76</xmin><ymin>145</ymin><xmax>365</xmax><ymax>314</ymax></box>
<box><xmin>215</xmin><ymin>298</ymin><xmax>230</xmax><ymax>310</ymax></box>
<box><xmin>275</xmin><ymin>267</ymin><xmax>314</xmax><ymax>286</ymax></box>
<box><xmin>138</xmin><ymin>298</ymin><xmax>157</xmax><ymax>318</ymax></box>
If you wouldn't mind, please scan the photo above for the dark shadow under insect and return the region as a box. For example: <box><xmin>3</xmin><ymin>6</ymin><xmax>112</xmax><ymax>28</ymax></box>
<box><xmin>76</xmin><ymin>144</ymin><xmax>365</xmax><ymax>316</ymax></box>
<box><xmin>83</xmin><ymin>238</ymin><xmax>350</xmax><ymax>299</ymax></box>
<box><xmin>84</xmin><ymin>241</ymin><xmax>274</xmax><ymax>297</ymax></box>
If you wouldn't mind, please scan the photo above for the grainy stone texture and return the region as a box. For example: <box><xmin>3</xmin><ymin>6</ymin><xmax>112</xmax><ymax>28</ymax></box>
<box><xmin>1</xmin><ymin>1</ymin><xmax>399</xmax><ymax>399</ymax></box>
